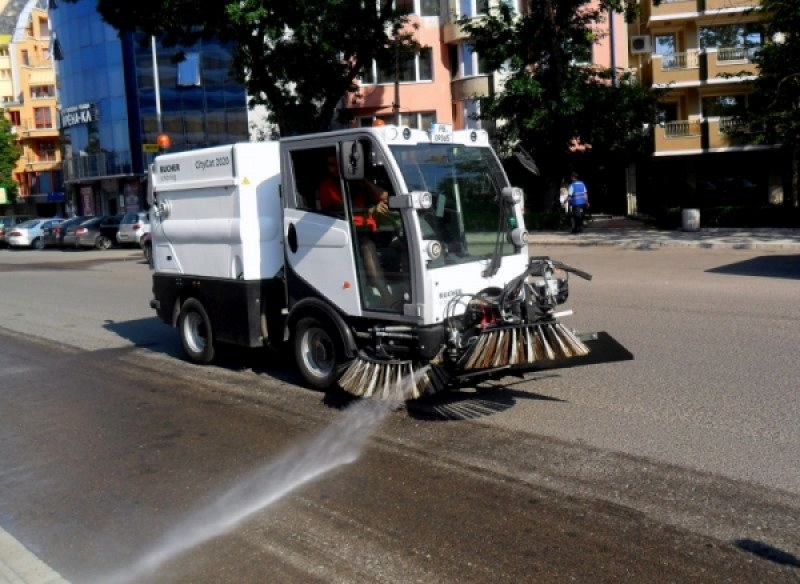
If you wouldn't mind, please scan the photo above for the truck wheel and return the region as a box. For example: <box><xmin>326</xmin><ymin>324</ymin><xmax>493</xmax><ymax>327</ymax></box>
<box><xmin>294</xmin><ymin>317</ymin><xmax>340</xmax><ymax>390</ymax></box>
<box><xmin>178</xmin><ymin>298</ymin><xmax>215</xmax><ymax>364</ymax></box>
<box><xmin>96</xmin><ymin>236</ymin><xmax>112</xmax><ymax>250</ymax></box>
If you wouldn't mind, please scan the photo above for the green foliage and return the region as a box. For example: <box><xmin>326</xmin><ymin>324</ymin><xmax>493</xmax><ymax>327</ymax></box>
<box><xmin>0</xmin><ymin>114</ymin><xmax>19</xmax><ymax>204</ymax></box>
<box><xmin>732</xmin><ymin>0</ymin><xmax>800</xmax><ymax>205</ymax></box>
<box><xmin>66</xmin><ymin>0</ymin><xmax>417</xmax><ymax>135</ymax></box>
<box><xmin>459</xmin><ymin>0</ymin><xmax>660</xmax><ymax>208</ymax></box>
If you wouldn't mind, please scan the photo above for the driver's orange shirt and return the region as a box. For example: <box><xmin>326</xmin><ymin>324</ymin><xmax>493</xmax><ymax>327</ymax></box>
<box><xmin>319</xmin><ymin>178</ymin><xmax>378</xmax><ymax>231</ymax></box>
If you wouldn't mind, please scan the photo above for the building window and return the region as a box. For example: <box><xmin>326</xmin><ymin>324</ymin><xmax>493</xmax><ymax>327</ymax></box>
<box><xmin>701</xmin><ymin>95</ymin><xmax>746</xmax><ymax>118</ymax></box>
<box><xmin>177</xmin><ymin>52</ymin><xmax>201</xmax><ymax>87</ymax></box>
<box><xmin>8</xmin><ymin>111</ymin><xmax>21</xmax><ymax>126</ymax></box>
<box><xmin>362</xmin><ymin>111</ymin><xmax>436</xmax><ymax>129</ymax></box>
<box><xmin>30</xmin><ymin>85</ymin><xmax>55</xmax><ymax>99</ymax></box>
<box><xmin>394</xmin><ymin>0</ymin><xmax>441</xmax><ymax>16</ymax></box>
<box><xmin>396</xmin><ymin>0</ymin><xmax>414</xmax><ymax>14</ymax></box>
<box><xmin>458</xmin><ymin>0</ymin><xmax>489</xmax><ymax>18</ymax></box>
<box><xmin>460</xmin><ymin>44</ymin><xmax>490</xmax><ymax>77</ymax></box>
<box><xmin>464</xmin><ymin>99</ymin><xmax>481</xmax><ymax>130</ymax></box>
<box><xmin>363</xmin><ymin>48</ymin><xmax>434</xmax><ymax>84</ymax></box>
<box><xmin>37</xmin><ymin>141</ymin><xmax>57</xmax><ymax>161</ymax></box>
<box><xmin>699</xmin><ymin>25</ymin><xmax>762</xmax><ymax>51</ymax></box>
<box><xmin>34</xmin><ymin>107</ymin><xmax>52</xmax><ymax>128</ymax></box>
<box><xmin>420</xmin><ymin>0</ymin><xmax>441</xmax><ymax>16</ymax></box>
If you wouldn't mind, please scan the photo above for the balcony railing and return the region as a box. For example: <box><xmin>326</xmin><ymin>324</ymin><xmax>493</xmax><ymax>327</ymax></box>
<box><xmin>63</xmin><ymin>151</ymin><xmax>135</xmax><ymax>183</ymax></box>
<box><xmin>663</xmin><ymin>120</ymin><xmax>702</xmax><ymax>137</ymax></box>
<box><xmin>660</xmin><ymin>50</ymin><xmax>700</xmax><ymax>71</ymax></box>
<box><xmin>716</xmin><ymin>46</ymin><xmax>759</xmax><ymax>63</ymax></box>
<box><xmin>655</xmin><ymin>118</ymin><xmax>777</xmax><ymax>155</ymax></box>
<box><xmin>15</xmin><ymin>119</ymin><xmax>57</xmax><ymax>135</ymax></box>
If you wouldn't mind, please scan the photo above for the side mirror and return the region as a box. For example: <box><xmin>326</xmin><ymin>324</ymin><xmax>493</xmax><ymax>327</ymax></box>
<box><xmin>340</xmin><ymin>141</ymin><xmax>364</xmax><ymax>181</ymax></box>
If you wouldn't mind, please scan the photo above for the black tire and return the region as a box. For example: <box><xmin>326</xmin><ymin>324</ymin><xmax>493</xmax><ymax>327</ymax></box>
<box><xmin>32</xmin><ymin>237</ymin><xmax>44</xmax><ymax>250</ymax></box>
<box><xmin>178</xmin><ymin>298</ymin><xmax>215</xmax><ymax>364</ymax></box>
<box><xmin>144</xmin><ymin>243</ymin><xmax>153</xmax><ymax>268</ymax></box>
<box><xmin>96</xmin><ymin>236</ymin><xmax>112</xmax><ymax>250</ymax></box>
<box><xmin>293</xmin><ymin>317</ymin><xmax>341</xmax><ymax>390</ymax></box>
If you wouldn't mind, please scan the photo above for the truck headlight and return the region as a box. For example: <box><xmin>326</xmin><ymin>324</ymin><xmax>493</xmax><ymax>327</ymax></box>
<box><xmin>509</xmin><ymin>228</ymin><xmax>529</xmax><ymax>247</ymax></box>
<box><xmin>425</xmin><ymin>240</ymin><xmax>442</xmax><ymax>260</ymax></box>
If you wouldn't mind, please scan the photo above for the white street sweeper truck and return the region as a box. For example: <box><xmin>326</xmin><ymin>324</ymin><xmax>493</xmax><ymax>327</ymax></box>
<box><xmin>148</xmin><ymin>124</ymin><xmax>630</xmax><ymax>400</ymax></box>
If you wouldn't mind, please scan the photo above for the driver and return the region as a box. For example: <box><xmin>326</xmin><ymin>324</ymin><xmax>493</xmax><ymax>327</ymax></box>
<box><xmin>319</xmin><ymin>155</ymin><xmax>394</xmax><ymax>306</ymax></box>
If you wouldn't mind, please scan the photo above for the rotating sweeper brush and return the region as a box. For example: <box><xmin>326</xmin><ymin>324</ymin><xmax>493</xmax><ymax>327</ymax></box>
<box><xmin>338</xmin><ymin>257</ymin><xmax>593</xmax><ymax>401</ymax></box>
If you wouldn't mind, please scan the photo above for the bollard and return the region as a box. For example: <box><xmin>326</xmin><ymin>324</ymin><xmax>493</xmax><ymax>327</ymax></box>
<box><xmin>681</xmin><ymin>208</ymin><xmax>700</xmax><ymax>232</ymax></box>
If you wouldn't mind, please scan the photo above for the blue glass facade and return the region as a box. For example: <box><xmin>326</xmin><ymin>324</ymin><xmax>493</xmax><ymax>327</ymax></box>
<box><xmin>49</xmin><ymin>0</ymin><xmax>248</xmax><ymax>215</ymax></box>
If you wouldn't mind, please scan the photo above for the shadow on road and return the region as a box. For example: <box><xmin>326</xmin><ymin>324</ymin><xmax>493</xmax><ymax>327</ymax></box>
<box><xmin>734</xmin><ymin>539</ymin><xmax>800</xmax><ymax>568</ymax></box>
<box><xmin>706</xmin><ymin>255</ymin><xmax>800</xmax><ymax>280</ymax></box>
<box><xmin>103</xmin><ymin>319</ymin><xmax>629</xmax><ymax>421</ymax></box>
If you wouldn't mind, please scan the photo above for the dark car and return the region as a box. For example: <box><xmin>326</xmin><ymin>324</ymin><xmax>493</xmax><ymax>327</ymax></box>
<box><xmin>42</xmin><ymin>216</ymin><xmax>89</xmax><ymax>248</ymax></box>
<box><xmin>63</xmin><ymin>215</ymin><xmax>123</xmax><ymax>250</ymax></box>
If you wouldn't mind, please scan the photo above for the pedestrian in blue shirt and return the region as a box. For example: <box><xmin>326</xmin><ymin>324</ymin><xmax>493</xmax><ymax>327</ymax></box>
<box><xmin>567</xmin><ymin>172</ymin><xmax>590</xmax><ymax>234</ymax></box>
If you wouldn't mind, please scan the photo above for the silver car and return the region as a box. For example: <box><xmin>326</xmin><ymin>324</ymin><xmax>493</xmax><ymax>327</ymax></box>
<box><xmin>116</xmin><ymin>211</ymin><xmax>150</xmax><ymax>246</ymax></box>
<box><xmin>7</xmin><ymin>218</ymin><xmax>63</xmax><ymax>250</ymax></box>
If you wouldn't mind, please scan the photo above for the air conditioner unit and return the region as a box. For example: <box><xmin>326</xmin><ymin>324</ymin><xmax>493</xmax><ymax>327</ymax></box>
<box><xmin>630</xmin><ymin>35</ymin><xmax>653</xmax><ymax>55</ymax></box>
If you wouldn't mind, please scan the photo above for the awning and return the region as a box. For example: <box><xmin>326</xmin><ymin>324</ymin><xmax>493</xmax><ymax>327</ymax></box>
<box><xmin>28</xmin><ymin>69</ymin><xmax>55</xmax><ymax>85</ymax></box>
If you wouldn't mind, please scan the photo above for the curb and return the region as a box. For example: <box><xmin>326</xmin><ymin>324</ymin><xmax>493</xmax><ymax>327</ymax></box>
<box><xmin>0</xmin><ymin>527</ymin><xmax>69</xmax><ymax>584</ymax></box>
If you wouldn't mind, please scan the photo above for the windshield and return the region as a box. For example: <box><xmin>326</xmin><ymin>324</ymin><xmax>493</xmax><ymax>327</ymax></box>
<box><xmin>390</xmin><ymin>143</ymin><xmax>514</xmax><ymax>268</ymax></box>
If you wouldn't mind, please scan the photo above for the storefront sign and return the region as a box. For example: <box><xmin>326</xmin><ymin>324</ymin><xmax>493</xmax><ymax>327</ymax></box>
<box><xmin>47</xmin><ymin>192</ymin><xmax>65</xmax><ymax>202</ymax></box>
<box><xmin>60</xmin><ymin>104</ymin><xmax>99</xmax><ymax>129</ymax></box>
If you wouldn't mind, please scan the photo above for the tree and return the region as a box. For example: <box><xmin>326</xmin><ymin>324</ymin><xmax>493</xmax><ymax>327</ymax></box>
<box><xmin>65</xmin><ymin>0</ymin><xmax>418</xmax><ymax>136</ymax></box>
<box><xmin>734</xmin><ymin>0</ymin><xmax>800</xmax><ymax>207</ymax></box>
<box><xmin>459</xmin><ymin>0</ymin><xmax>660</xmax><ymax>211</ymax></box>
<box><xmin>0</xmin><ymin>113</ymin><xmax>19</xmax><ymax>206</ymax></box>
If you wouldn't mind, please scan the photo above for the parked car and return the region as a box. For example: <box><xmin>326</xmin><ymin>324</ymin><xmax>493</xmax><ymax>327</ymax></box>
<box><xmin>116</xmin><ymin>211</ymin><xmax>150</xmax><ymax>246</ymax></box>
<box><xmin>0</xmin><ymin>216</ymin><xmax>34</xmax><ymax>247</ymax></box>
<box><xmin>63</xmin><ymin>215</ymin><xmax>123</xmax><ymax>250</ymax></box>
<box><xmin>42</xmin><ymin>216</ymin><xmax>89</xmax><ymax>248</ymax></box>
<box><xmin>7</xmin><ymin>218</ymin><xmax>63</xmax><ymax>250</ymax></box>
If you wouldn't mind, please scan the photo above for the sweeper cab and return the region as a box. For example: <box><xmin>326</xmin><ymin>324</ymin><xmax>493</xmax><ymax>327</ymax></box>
<box><xmin>148</xmin><ymin>124</ymin><xmax>629</xmax><ymax>400</ymax></box>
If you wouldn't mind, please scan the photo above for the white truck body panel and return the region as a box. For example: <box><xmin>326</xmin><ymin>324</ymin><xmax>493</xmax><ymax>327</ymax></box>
<box><xmin>283</xmin><ymin>209</ymin><xmax>364</xmax><ymax>317</ymax></box>
<box><xmin>151</xmin><ymin>143</ymin><xmax>283</xmax><ymax>281</ymax></box>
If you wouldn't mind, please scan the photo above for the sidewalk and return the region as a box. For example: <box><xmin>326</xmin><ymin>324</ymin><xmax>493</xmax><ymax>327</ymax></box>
<box><xmin>528</xmin><ymin>216</ymin><xmax>800</xmax><ymax>251</ymax></box>
<box><xmin>0</xmin><ymin>247</ymin><xmax>143</xmax><ymax>266</ymax></box>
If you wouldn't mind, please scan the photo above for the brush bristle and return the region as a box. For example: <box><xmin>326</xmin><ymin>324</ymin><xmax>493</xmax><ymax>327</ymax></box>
<box><xmin>339</xmin><ymin>354</ymin><xmax>451</xmax><ymax>400</ymax></box>
<box><xmin>462</xmin><ymin>323</ymin><xmax>589</xmax><ymax>370</ymax></box>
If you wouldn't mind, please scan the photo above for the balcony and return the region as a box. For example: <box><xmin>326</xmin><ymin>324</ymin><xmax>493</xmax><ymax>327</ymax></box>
<box><xmin>16</xmin><ymin>119</ymin><xmax>58</xmax><ymax>138</ymax></box>
<box><xmin>707</xmin><ymin>47</ymin><xmax>759</xmax><ymax>79</ymax></box>
<box><xmin>652</xmin><ymin>50</ymin><xmax>700</xmax><ymax>86</ymax></box>
<box><xmin>450</xmin><ymin>75</ymin><xmax>491</xmax><ymax>102</ymax></box>
<box><xmin>649</xmin><ymin>47</ymin><xmax>758</xmax><ymax>87</ymax></box>
<box><xmin>655</xmin><ymin>120</ymin><xmax>702</xmax><ymax>154</ymax></box>
<box><xmin>63</xmin><ymin>151</ymin><xmax>135</xmax><ymax>183</ymax></box>
<box><xmin>648</xmin><ymin>0</ymin><xmax>758</xmax><ymax>19</ymax></box>
<box><xmin>654</xmin><ymin>117</ymin><xmax>776</xmax><ymax>155</ymax></box>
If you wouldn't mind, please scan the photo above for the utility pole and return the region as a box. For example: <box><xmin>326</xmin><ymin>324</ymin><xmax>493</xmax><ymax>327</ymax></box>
<box><xmin>392</xmin><ymin>41</ymin><xmax>401</xmax><ymax>124</ymax></box>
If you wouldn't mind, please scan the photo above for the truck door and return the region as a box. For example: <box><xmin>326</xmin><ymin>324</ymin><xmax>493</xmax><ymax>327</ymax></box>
<box><xmin>283</xmin><ymin>141</ymin><xmax>412</xmax><ymax>315</ymax></box>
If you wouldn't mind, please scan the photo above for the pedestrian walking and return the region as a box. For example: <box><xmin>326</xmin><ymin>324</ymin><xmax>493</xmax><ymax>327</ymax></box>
<box><xmin>567</xmin><ymin>172</ymin><xmax>589</xmax><ymax>234</ymax></box>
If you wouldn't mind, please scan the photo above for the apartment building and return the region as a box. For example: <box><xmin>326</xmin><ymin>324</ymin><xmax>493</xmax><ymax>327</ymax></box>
<box><xmin>1</xmin><ymin>0</ymin><xmax>62</xmax><ymax>216</ymax></box>
<box><xmin>345</xmin><ymin>0</ymin><xmax>624</xmax><ymax>133</ymax></box>
<box><xmin>630</xmin><ymin>0</ymin><xmax>783</xmax><ymax>211</ymax></box>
